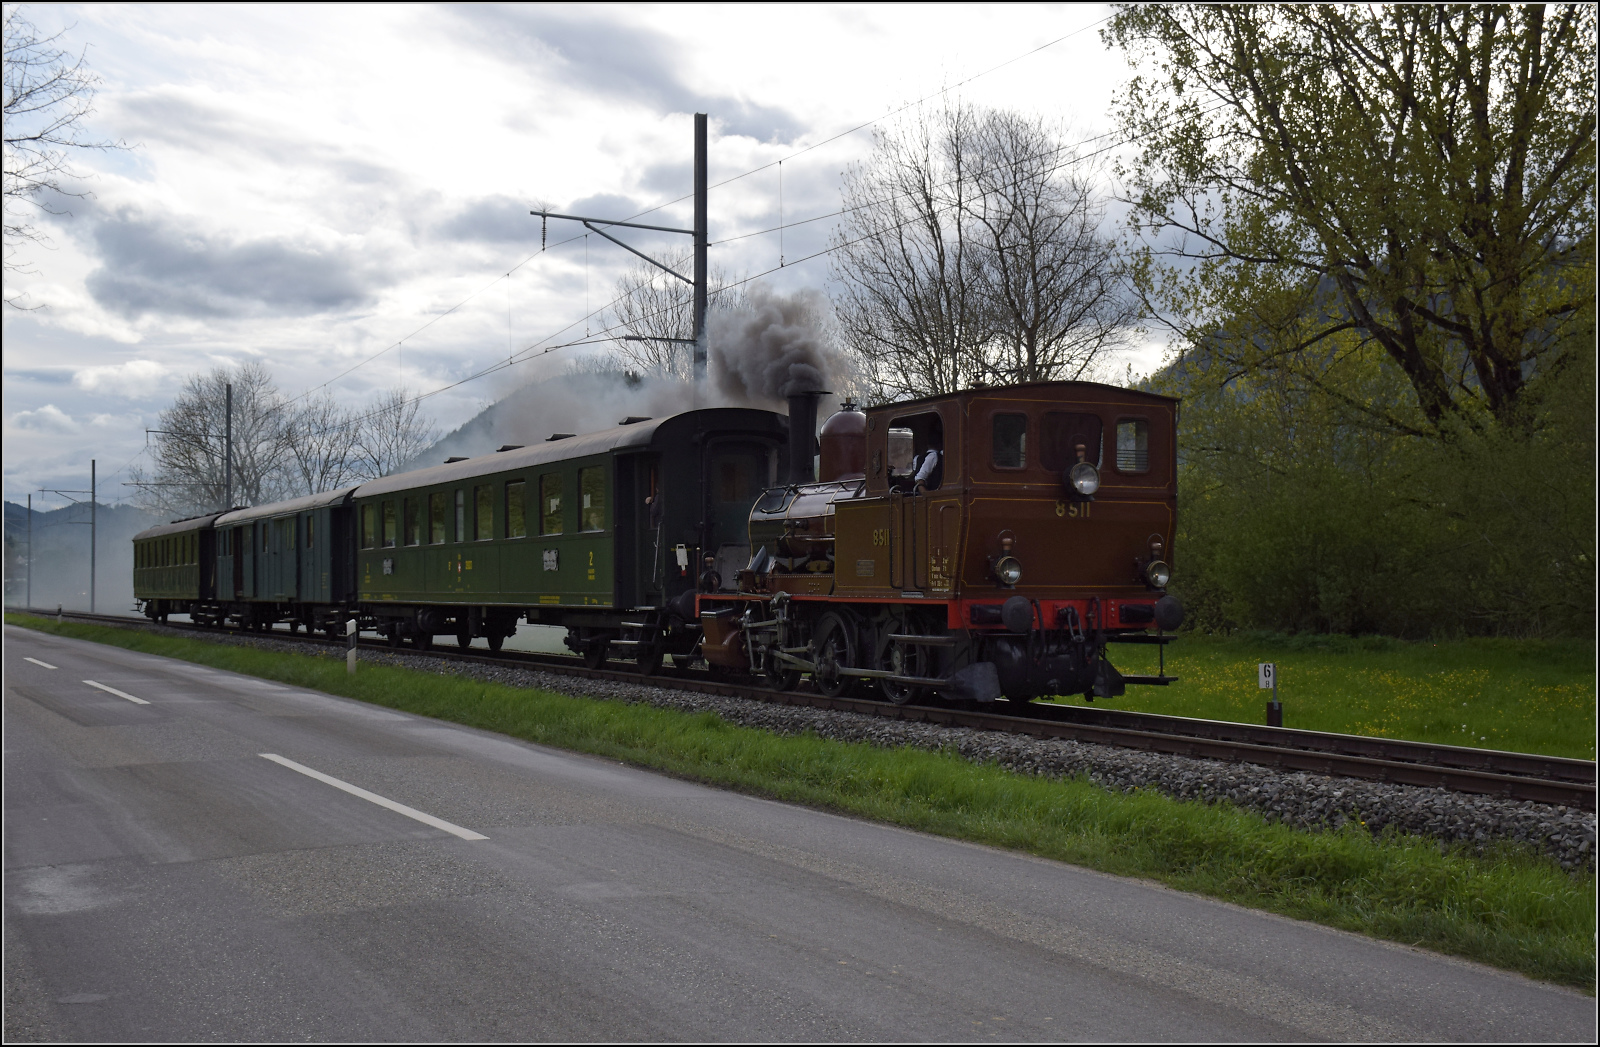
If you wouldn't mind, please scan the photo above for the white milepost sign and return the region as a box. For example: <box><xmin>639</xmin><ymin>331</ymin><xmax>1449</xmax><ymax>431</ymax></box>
<box><xmin>1258</xmin><ymin>663</ymin><xmax>1276</xmax><ymax>689</ymax></box>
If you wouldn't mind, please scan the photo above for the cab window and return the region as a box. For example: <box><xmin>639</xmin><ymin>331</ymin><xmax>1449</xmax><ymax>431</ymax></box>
<box><xmin>992</xmin><ymin>413</ymin><xmax>1027</xmax><ymax>469</ymax></box>
<box><xmin>1116</xmin><ymin>419</ymin><xmax>1151</xmax><ymax>474</ymax></box>
<box><xmin>889</xmin><ymin>411</ymin><xmax>945</xmax><ymax>490</ymax></box>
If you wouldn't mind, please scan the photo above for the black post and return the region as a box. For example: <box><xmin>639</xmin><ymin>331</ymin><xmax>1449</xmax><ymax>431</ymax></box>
<box><xmin>225</xmin><ymin>382</ymin><xmax>234</xmax><ymax>509</ymax></box>
<box><xmin>90</xmin><ymin>459</ymin><xmax>96</xmax><ymax>613</ymax></box>
<box><xmin>693</xmin><ymin>113</ymin><xmax>708</xmax><ymax>381</ymax></box>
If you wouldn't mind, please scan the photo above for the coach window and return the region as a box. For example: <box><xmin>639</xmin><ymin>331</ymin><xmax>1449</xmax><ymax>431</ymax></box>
<box><xmin>361</xmin><ymin>504</ymin><xmax>376</xmax><ymax>549</ymax></box>
<box><xmin>307</xmin><ymin>515</ymin><xmax>315</xmax><ymax>550</ymax></box>
<box><xmin>540</xmin><ymin>473</ymin><xmax>564</xmax><ymax>535</ymax></box>
<box><xmin>382</xmin><ymin>501</ymin><xmax>397</xmax><ymax>548</ymax></box>
<box><xmin>475</xmin><ymin>484</ymin><xmax>494</xmax><ymax>541</ymax></box>
<box><xmin>506</xmin><ymin>480</ymin><xmax>527</xmax><ymax>538</ymax></box>
<box><xmin>262</xmin><ymin>525</ymin><xmax>270</xmax><ymax>553</ymax></box>
<box><xmin>1041</xmin><ymin>412</ymin><xmax>1104</xmax><ymax>472</ymax></box>
<box><xmin>580</xmin><ymin>466</ymin><xmax>604</xmax><ymax>532</ymax></box>
<box><xmin>429</xmin><ymin>492</ymin><xmax>447</xmax><ymax>544</ymax></box>
<box><xmin>992</xmin><ymin>413</ymin><xmax>1027</xmax><ymax>469</ymax></box>
<box><xmin>454</xmin><ymin>489</ymin><xmax>465</xmax><ymax>542</ymax></box>
<box><xmin>404</xmin><ymin>498</ymin><xmax>421</xmax><ymax>546</ymax></box>
<box><xmin>1116</xmin><ymin>419</ymin><xmax>1151</xmax><ymax>474</ymax></box>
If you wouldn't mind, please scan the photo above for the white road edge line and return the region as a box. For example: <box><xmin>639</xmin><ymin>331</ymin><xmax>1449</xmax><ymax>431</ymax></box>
<box><xmin>83</xmin><ymin>680</ymin><xmax>150</xmax><ymax>705</ymax></box>
<box><xmin>257</xmin><ymin>754</ymin><xmax>488</xmax><ymax>841</ymax></box>
<box><xmin>24</xmin><ymin>657</ymin><xmax>58</xmax><ymax>669</ymax></box>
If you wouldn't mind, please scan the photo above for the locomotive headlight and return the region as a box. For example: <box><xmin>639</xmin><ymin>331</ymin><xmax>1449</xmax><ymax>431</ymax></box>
<box><xmin>995</xmin><ymin>555</ymin><xmax>1023</xmax><ymax>586</ymax></box>
<box><xmin>1144</xmin><ymin>559</ymin><xmax>1172</xmax><ymax>589</ymax></box>
<box><xmin>1068</xmin><ymin>462</ymin><xmax>1100</xmax><ymax>496</ymax></box>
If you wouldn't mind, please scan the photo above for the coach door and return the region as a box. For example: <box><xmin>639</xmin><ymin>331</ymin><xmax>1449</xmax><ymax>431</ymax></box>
<box><xmin>241</xmin><ymin>525</ymin><xmax>256</xmax><ymax>598</ymax></box>
<box><xmin>705</xmin><ymin>440</ymin><xmax>769</xmax><ymax>589</ymax></box>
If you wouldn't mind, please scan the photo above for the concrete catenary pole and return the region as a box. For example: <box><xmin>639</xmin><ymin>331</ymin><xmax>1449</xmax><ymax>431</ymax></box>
<box><xmin>26</xmin><ymin>493</ymin><xmax>31</xmax><ymax>607</ymax></box>
<box><xmin>225</xmin><ymin>382</ymin><xmax>234</xmax><ymax>509</ymax></box>
<box><xmin>90</xmin><ymin>459</ymin><xmax>96</xmax><ymax>613</ymax></box>
<box><xmin>693</xmin><ymin>112</ymin><xmax>708</xmax><ymax>381</ymax></box>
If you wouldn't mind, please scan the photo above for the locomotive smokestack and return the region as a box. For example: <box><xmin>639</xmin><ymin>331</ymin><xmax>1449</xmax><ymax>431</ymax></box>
<box><xmin>786</xmin><ymin>390</ymin><xmax>824</xmax><ymax>485</ymax></box>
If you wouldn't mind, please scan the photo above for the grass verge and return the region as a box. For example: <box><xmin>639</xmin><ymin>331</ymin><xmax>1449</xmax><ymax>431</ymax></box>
<box><xmin>1085</xmin><ymin>632</ymin><xmax>1595</xmax><ymax>760</ymax></box>
<box><xmin>8</xmin><ymin>612</ymin><xmax>1595</xmax><ymax>990</ymax></box>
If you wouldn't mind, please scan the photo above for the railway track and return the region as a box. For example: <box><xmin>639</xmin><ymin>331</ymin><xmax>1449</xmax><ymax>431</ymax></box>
<box><xmin>15</xmin><ymin>607</ymin><xmax>1596</xmax><ymax>811</ymax></box>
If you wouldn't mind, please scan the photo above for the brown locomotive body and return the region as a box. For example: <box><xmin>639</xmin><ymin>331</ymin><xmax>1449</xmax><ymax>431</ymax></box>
<box><xmin>698</xmin><ymin>381</ymin><xmax>1184</xmax><ymax>704</ymax></box>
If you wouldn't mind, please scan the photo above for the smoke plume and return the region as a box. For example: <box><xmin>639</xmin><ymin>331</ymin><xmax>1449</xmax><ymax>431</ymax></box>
<box><xmin>709</xmin><ymin>286</ymin><xmax>842</xmax><ymax>403</ymax></box>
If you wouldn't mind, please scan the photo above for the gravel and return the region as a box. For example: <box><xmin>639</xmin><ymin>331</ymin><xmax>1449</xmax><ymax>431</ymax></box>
<box><xmin>134</xmin><ymin>623</ymin><xmax>1599</xmax><ymax>872</ymax></box>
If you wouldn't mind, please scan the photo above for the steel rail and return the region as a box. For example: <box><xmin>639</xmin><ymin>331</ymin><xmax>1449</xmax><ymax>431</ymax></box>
<box><xmin>15</xmin><ymin>608</ymin><xmax>1594</xmax><ymax>811</ymax></box>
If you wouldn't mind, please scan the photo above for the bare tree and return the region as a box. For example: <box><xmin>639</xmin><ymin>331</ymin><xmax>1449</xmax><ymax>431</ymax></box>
<box><xmin>830</xmin><ymin>102</ymin><xmax>989</xmax><ymax>403</ymax></box>
<box><xmin>966</xmin><ymin>111</ymin><xmax>1137</xmax><ymax>384</ymax></box>
<box><xmin>283</xmin><ymin>389</ymin><xmax>359</xmax><ymax>494</ymax></box>
<box><xmin>352</xmin><ymin>388</ymin><xmax>439</xmax><ymax>479</ymax></box>
<box><xmin>830</xmin><ymin>103</ymin><xmax>1134</xmax><ymax>401</ymax></box>
<box><xmin>606</xmin><ymin>260</ymin><xmax>745</xmax><ymax>380</ymax></box>
<box><xmin>3</xmin><ymin>7</ymin><xmax>123</xmax><ymax>307</ymax></box>
<box><xmin>129</xmin><ymin>361</ymin><xmax>292</xmax><ymax>518</ymax></box>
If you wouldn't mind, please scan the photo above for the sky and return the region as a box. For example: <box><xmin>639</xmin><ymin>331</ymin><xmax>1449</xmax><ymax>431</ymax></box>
<box><xmin>3</xmin><ymin>2</ymin><xmax>1165</xmax><ymax>511</ymax></box>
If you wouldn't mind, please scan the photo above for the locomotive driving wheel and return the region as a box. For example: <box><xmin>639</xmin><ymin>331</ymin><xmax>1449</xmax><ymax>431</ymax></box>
<box><xmin>876</xmin><ymin>611</ymin><xmax>929</xmax><ymax>705</ymax></box>
<box><xmin>812</xmin><ymin>612</ymin><xmax>858</xmax><ymax>698</ymax></box>
<box><xmin>583</xmin><ymin>640</ymin><xmax>608</xmax><ymax>669</ymax></box>
<box><xmin>763</xmin><ymin>647</ymin><xmax>801</xmax><ymax>692</ymax></box>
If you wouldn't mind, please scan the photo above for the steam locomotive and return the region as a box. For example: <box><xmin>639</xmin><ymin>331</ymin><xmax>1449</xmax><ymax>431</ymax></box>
<box><xmin>133</xmin><ymin>380</ymin><xmax>1183</xmax><ymax>704</ymax></box>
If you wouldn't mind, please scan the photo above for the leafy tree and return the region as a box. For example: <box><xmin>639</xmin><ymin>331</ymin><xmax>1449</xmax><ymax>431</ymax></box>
<box><xmin>1107</xmin><ymin>4</ymin><xmax>1595</xmax><ymax>434</ymax></box>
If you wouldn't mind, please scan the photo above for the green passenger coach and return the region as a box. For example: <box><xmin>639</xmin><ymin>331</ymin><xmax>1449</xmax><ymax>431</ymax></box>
<box><xmin>133</xmin><ymin>512</ymin><xmax>227</xmax><ymax>620</ymax></box>
<box><xmin>349</xmin><ymin>408</ymin><xmax>787</xmax><ymax>654</ymax></box>
<box><xmin>214</xmin><ymin>488</ymin><xmax>359</xmax><ymax>634</ymax></box>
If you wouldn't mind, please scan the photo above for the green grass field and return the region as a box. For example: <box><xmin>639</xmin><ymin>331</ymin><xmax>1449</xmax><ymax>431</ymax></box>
<box><xmin>1082</xmin><ymin>632</ymin><xmax>1596</xmax><ymax>760</ymax></box>
<box><xmin>7</xmin><ymin>612</ymin><xmax>1594</xmax><ymax>990</ymax></box>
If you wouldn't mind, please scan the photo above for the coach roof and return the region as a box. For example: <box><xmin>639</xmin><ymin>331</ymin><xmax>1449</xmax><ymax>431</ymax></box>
<box><xmin>214</xmin><ymin>487</ymin><xmax>359</xmax><ymax>528</ymax></box>
<box><xmin>133</xmin><ymin>511</ymin><xmax>231</xmax><ymax>542</ymax></box>
<box><xmin>352</xmin><ymin>417</ymin><xmax>670</xmax><ymax>499</ymax></box>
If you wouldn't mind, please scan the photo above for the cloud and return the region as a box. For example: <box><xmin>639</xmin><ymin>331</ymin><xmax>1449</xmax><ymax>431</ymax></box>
<box><xmin>84</xmin><ymin>209</ymin><xmax>388</xmax><ymax>319</ymax></box>
<box><xmin>7</xmin><ymin>404</ymin><xmax>79</xmax><ymax>434</ymax></box>
<box><xmin>436</xmin><ymin>194</ymin><xmax>541</xmax><ymax>244</ymax></box>
<box><xmin>113</xmin><ymin>90</ymin><xmax>400</xmax><ymax>187</ymax></box>
<box><xmin>72</xmin><ymin>359</ymin><xmax>173</xmax><ymax>397</ymax></box>
<box><xmin>445</xmin><ymin>7</ymin><xmax>805</xmax><ymax>143</ymax></box>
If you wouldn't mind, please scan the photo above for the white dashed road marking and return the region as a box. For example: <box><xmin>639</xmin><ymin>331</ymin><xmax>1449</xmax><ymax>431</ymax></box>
<box><xmin>83</xmin><ymin>680</ymin><xmax>150</xmax><ymax>705</ymax></box>
<box><xmin>258</xmin><ymin>753</ymin><xmax>488</xmax><ymax>841</ymax></box>
<box><xmin>24</xmin><ymin>657</ymin><xmax>58</xmax><ymax>669</ymax></box>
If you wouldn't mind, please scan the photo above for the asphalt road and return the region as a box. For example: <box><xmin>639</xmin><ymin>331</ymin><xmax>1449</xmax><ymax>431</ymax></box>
<box><xmin>5</xmin><ymin>625</ymin><xmax>1593</xmax><ymax>1042</ymax></box>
